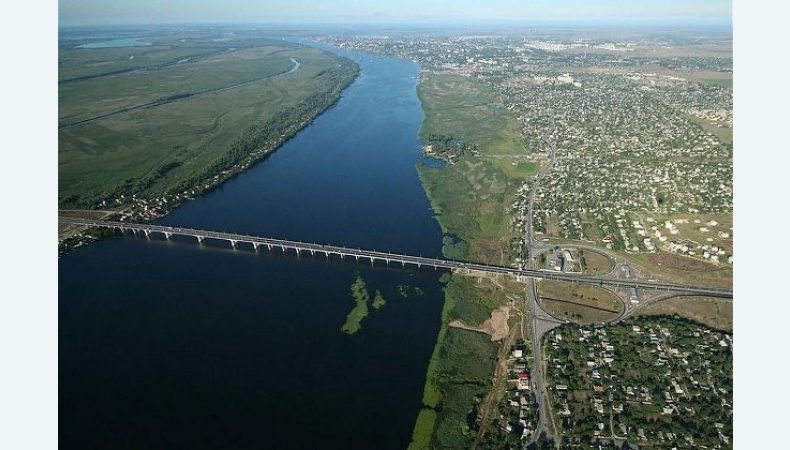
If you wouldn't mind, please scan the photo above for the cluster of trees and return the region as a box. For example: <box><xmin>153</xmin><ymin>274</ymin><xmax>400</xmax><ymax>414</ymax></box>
<box><xmin>60</xmin><ymin>160</ymin><xmax>185</xmax><ymax>209</ymax></box>
<box><xmin>427</xmin><ymin>133</ymin><xmax>479</xmax><ymax>160</ymax></box>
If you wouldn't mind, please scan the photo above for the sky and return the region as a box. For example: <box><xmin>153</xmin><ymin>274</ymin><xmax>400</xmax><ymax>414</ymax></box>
<box><xmin>59</xmin><ymin>0</ymin><xmax>733</xmax><ymax>27</ymax></box>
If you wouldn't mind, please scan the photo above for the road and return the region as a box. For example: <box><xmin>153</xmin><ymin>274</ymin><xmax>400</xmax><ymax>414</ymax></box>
<box><xmin>520</xmin><ymin>119</ymin><xmax>563</xmax><ymax>445</ymax></box>
<box><xmin>523</xmin><ymin>118</ymin><xmax>557</xmax><ymax>267</ymax></box>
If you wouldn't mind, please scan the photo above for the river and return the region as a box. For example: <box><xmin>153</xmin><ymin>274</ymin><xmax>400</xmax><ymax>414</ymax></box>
<box><xmin>59</xmin><ymin>44</ymin><xmax>445</xmax><ymax>449</ymax></box>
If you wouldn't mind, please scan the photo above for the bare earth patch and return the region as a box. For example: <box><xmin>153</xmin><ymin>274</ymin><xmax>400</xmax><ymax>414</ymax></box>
<box><xmin>449</xmin><ymin>305</ymin><xmax>512</xmax><ymax>341</ymax></box>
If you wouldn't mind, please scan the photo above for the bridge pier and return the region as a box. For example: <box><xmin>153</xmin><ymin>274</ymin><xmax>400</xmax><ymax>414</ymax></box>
<box><xmin>310</xmin><ymin>249</ymin><xmax>315</xmax><ymax>256</ymax></box>
<box><xmin>267</xmin><ymin>243</ymin><xmax>272</xmax><ymax>251</ymax></box>
<box><xmin>229</xmin><ymin>239</ymin><xmax>237</xmax><ymax>248</ymax></box>
<box><xmin>164</xmin><ymin>232</ymin><xmax>172</xmax><ymax>240</ymax></box>
<box><xmin>196</xmin><ymin>235</ymin><xmax>204</xmax><ymax>244</ymax></box>
<box><xmin>253</xmin><ymin>242</ymin><xmax>260</xmax><ymax>251</ymax></box>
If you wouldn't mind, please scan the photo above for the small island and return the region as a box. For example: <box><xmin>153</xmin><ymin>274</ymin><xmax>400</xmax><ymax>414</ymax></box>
<box><xmin>341</xmin><ymin>275</ymin><xmax>370</xmax><ymax>335</ymax></box>
<box><xmin>372</xmin><ymin>290</ymin><xmax>387</xmax><ymax>310</ymax></box>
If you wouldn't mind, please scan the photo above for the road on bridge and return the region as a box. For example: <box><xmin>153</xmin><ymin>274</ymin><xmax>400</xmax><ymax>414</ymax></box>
<box><xmin>59</xmin><ymin>217</ymin><xmax>733</xmax><ymax>299</ymax></box>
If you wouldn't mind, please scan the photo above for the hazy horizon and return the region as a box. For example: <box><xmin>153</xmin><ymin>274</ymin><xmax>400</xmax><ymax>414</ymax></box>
<box><xmin>59</xmin><ymin>0</ymin><xmax>732</xmax><ymax>28</ymax></box>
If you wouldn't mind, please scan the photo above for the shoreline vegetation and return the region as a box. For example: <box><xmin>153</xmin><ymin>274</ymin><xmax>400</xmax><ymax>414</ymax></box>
<box><xmin>415</xmin><ymin>72</ymin><xmax>535</xmax><ymax>267</ymax></box>
<box><xmin>409</xmin><ymin>273</ymin><xmax>526</xmax><ymax>449</ymax></box>
<box><xmin>410</xmin><ymin>71</ymin><xmax>534</xmax><ymax>449</ymax></box>
<box><xmin>59</xmin><ymin>38</ymin><xmax>359</xmax><ymax>253</ymax></box>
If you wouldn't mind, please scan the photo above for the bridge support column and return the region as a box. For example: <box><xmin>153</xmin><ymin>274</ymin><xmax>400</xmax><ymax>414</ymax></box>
<box><xmin>164</xmin><ymin>232</ymin><xmax>172</xmax><ymax>240</ymax></box>
<box><xmin>253</xmin><ymin>242</ymin><xmax>260</xmax><ymax>251</ymax></box>
<box><xmin>229</xmin><ymin>240</ymin><xmax>237</xmax><ymax>248</ymax></box>
<box><xmin>144</xmin><ymin>229</ymin><xmax>150</xmax><ymax>239</ymax></box>
<box><xmin>310</xmin><ymin>249</ymin><xmax>315</xmax><ymax>256</ymax></box>
<box><xmin>267</xmin><ymin>243</ymin><xmax>272</xmax><ymax>251</ymax></box>
<box><xmin>196</xmin><ymin>236</ymin><xmax>204</xmax><ymax>244</ymax></box>
<box><xmin>370</xmin><ymin>257</ymin><xmax>374</xmax><ymax>266</ymax></box>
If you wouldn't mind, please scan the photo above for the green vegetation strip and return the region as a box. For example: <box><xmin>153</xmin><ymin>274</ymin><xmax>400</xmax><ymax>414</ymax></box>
<box><xmin>409</xmin><ymin>71</ymin><xmax>538</xmax><ymax>448</ymax></box>
<box><xmin>409</xmin><ymin>274</ymin><xmax>523</xmax><ymax>449</ymax></box>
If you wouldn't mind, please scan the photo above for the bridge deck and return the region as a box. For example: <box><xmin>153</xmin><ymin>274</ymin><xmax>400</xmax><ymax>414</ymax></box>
<box><xmin>60</xmin><ymin>217</ymin><xmax>733</xmax><ymax>299</ymax></box>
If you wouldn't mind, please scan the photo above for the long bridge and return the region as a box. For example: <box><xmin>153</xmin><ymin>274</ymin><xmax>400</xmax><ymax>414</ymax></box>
<box><xmin>60</xmin><ymin>217</ymin><xmax>733</xmax><ymax>299</ymax></box>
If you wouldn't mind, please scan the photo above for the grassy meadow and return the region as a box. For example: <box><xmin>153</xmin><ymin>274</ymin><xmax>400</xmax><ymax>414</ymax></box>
<box><xmin>59</xmin><ymin>34</ymin><xmax>357</xmax><ymax>210</ymax></box>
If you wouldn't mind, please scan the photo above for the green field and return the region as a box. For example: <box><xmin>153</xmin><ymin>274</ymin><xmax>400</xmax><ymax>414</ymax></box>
<box><xmin>538</xmin><ymin>280</ymin><xmax>623</xmax><ymax>324</ymax></box>
<box><xmin>59</xmin><ymin>46</ymin><xmax>295</xmax><ymax>125</ymax></box>
<box><xmin>578</xmin><ymin>249</ymin><xmax>614</xmax><ymax>275</ymax></box>
<box><xmin>59</xmin><ymin>35</ymin><xmax>358</xmax><ymax>211</ymax></box>
<box><xmin>418</xmin><ymin>74</ymin><xmax>523</xmax><ymax>156</ymax></box>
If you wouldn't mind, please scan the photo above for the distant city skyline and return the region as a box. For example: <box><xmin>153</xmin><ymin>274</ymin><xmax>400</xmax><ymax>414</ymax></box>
<box><xmin>59</xmin><ymin>0</ymin><xmax>732</xmax><ymax>27</ymax></box>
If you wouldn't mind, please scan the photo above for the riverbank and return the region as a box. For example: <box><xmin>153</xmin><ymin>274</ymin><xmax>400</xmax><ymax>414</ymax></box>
<box><xmin>409</xmin><ymin>69</ymin><xmax>538</xmax><ymax>449</ymax></box>
<box><xmin>59</xmin><ymin>46</ymin><xmax>359</xmax><ymax>253</ymax></box>
<box><xmin>408</xmin><ymin>273</ymin><xmax>526</xmax><ymax>449</ymax></box>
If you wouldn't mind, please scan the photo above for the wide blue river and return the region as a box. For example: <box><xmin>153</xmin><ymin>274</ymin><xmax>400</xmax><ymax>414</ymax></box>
<box><xmin>59</xmin><ymin>44</ymin><xmax>445</xmax><ymax>449</ymax></box>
